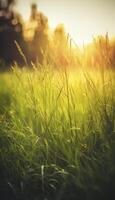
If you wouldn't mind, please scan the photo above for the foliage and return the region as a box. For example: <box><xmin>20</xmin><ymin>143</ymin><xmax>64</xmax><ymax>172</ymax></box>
<box><xmin>0</xmin><ymin>65</ymin><xmax>115</xmax><ymax>200</ymax></box>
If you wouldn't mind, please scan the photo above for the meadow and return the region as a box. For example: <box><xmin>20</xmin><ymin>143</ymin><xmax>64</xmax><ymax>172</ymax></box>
<box><xmin>0</xmin><ymin>1</ymin><xmax>115</xmax><ymax>199</ymax></box>
<box><xmin>0</xmin><ymin>59</ymin><xmax>115</xmax><ymax>199</ymax></box>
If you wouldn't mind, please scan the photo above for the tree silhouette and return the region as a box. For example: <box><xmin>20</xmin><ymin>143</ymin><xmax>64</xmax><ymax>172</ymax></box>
<box><xmin>0</xmin><ymin>0</ymin><xmax>25</xmax><ymax>65</ymax></box>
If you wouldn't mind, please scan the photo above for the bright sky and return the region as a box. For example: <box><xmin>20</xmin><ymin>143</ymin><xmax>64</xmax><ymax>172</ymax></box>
<box><xmin>16</xmin><ymin>0</ymin><xmax>115</xmax><ymax>46</ymax></box>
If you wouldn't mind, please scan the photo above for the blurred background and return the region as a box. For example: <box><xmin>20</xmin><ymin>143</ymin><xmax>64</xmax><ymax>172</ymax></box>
<box><xmin>0</xmin><ymin>0</ymin><xmax>115</xmax><ymax>69</ymax></box>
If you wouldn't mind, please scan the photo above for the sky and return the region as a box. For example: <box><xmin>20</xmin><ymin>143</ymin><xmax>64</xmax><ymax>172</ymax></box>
<box><xmin>16</xmin><ymin>0</ymin><xmax>115</xmax><ymax>46</ymax></box>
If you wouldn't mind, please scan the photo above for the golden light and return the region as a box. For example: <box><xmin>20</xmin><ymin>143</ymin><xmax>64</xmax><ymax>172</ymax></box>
<box><xmin>16</xmin><ymin>0</ymin><xmax>115</xmax><ymax>47</ymax></box>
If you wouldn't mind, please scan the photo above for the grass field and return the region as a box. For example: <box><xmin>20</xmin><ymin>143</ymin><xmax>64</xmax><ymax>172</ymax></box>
<box><xmin>0</xmin><ymin>64</ymin><xmax>115</xmax><ymax>200</ymax></box>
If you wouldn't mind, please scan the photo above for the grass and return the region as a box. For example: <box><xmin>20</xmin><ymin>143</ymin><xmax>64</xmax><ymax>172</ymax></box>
<box><xmin>0</xmin><ymin>64</ymin><xmax>115</xmax><ymax>200</ymax></box>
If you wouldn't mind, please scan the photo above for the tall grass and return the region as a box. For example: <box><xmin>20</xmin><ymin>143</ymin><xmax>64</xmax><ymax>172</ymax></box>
<box><xmin>0</xmin><ymin>64</ymin><xmax>115</xmax><ymax>200</ymax></box>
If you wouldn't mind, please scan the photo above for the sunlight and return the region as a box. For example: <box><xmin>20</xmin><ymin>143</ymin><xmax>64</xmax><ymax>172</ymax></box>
<box><xmin>16</xmin><ymin>4</ymin><xmax>92</xmax><ymax>46</ymax></box>
<box><xmin>0</xmin><ymin>1</ymin><xmax>115</xmax><ymax>199</ymax></box>
<box><xmin>16</xmin><ymin>0</ymin><xmax>115</xmax><ymax>47</ymax></box>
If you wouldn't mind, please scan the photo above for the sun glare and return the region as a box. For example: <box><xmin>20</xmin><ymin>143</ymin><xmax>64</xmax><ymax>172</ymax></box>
<box><xmin>16</xmin><ymin>0</ymin><xmax>115</xmax><ymax>47</ymax></box>
<box><xmin>15</xmin><ymin>2</ymin><xmax>93</xmax><ymax>46</ymax></box>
